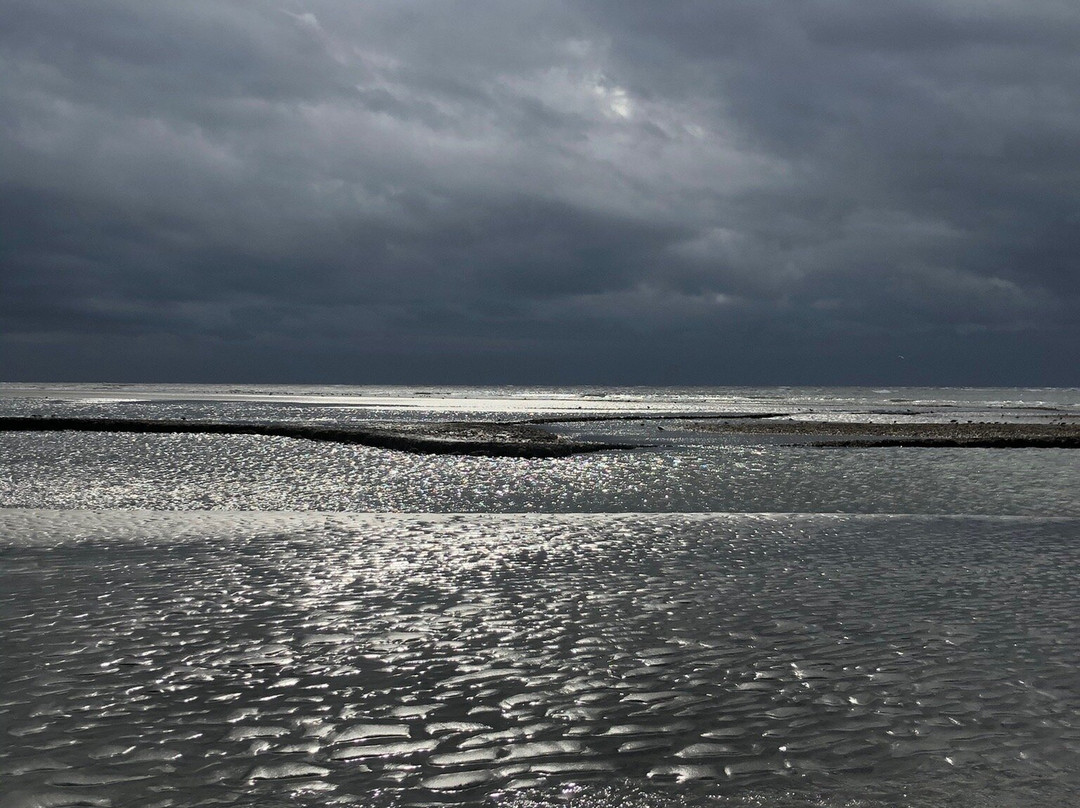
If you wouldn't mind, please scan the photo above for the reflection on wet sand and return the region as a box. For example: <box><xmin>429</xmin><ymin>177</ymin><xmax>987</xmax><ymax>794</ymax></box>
<box><xmin>0</xmin><ymin>416</ymin><xmax>633</xmax><ymax>458</ymax></box>
<box><xmin>2</xmin><ymin>511</ymin><xmax>1078</xmax><ymax>807</ymax></box>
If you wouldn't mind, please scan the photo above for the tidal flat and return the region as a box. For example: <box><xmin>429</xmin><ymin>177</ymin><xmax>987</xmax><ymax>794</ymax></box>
<box><xmin>1</xmin><ymin>384</ymin><xmax>1078</xmax><ymax>807</ymax></box>
<box><xmin>2</xmin><ymin>511</ymin><xmax>1079</xmax><ymax>808</ymax></box>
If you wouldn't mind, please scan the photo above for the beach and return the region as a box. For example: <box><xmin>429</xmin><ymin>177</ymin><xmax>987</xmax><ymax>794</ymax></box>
<box><xmin>1</xmin><ymin>384</ymin><xmax>1079</xmax><ymax>807</ymax></box>
<box><xmin>3</xmin><ymin>510</ymin><xmax>1079</xmax><ymax>807</ymax></box>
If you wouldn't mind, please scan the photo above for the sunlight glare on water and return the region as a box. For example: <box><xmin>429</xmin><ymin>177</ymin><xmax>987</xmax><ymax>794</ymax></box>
<box><xmin>1</xmin><ymin>430</ymin><xmax>1077</xmax><ymax>514</ymax></box>
<box><xmin>1</xmin><ymin>511</ymin><xmax>1078</xmax><ymax>807</ymax></box>
<box><xmin>1</xmin><ymin>384</ymin><xmax>1079</xmax><ymax>807</ymax></box>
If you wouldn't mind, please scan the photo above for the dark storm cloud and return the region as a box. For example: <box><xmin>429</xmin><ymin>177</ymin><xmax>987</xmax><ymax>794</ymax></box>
<box><xmin>2</xmin><ymin>0</ymin><xmax>1078</xmax><ymax>383</ymax></box>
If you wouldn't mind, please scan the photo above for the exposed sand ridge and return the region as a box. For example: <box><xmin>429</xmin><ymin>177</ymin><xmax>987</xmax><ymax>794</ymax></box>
<box><xmin>3</xmin><ymin>414</ymin><xmax>1080</xmax><ymax>454</ymax></box>
<box><xmin>0</xmin><ymin>416</ymin><xmax>633</xmax><ymax>458</ymax></box>
<box><xmin>689</xmin><ymin>418</ymin><xmax>1080</xmax><ymax>448</ymax></box>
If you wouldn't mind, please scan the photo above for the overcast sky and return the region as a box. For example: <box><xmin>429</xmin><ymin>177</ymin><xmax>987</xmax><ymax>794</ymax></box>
<box><xmin>3</xmin><ymin>1</ymin><xmax>1078</xmax><ymax>385</ymax></box>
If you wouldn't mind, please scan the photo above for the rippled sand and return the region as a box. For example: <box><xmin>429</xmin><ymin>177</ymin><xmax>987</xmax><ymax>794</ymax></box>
<box><xmin>2</xmin><ymin>511</ymin><xmax>1078</xmax><ymax>807</ymax></box>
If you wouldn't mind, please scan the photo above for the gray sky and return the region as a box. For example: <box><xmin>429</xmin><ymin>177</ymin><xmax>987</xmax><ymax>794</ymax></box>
<box><xmin>3</xmin><ymin>1</ymin><xmax>1078</xmax><ymax>385</ymax></box>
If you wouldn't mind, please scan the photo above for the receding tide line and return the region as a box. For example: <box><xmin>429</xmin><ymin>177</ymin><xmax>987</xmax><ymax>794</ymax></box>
<box><xmin>0</xmin><ymin>417</ymin><xmax>635</xmax><ymax>458</ymax></box>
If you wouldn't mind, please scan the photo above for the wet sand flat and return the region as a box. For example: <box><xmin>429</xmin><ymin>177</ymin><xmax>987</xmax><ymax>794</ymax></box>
<box><xmin>2</xmin><ymin>510</ymin><xmax>1078</xmax><ymax>807</ymax></box>
<box><xmin>691</xmin><ymin>419</ymin><xmax>1080</xmax><ymax>447</ymax></box>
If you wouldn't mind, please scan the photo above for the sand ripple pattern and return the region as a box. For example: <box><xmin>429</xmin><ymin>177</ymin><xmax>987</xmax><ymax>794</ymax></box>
<box><xmin>1</xmin><ymin>512</ymin><xmax>1079</xmax><ymax>807</ymax></box>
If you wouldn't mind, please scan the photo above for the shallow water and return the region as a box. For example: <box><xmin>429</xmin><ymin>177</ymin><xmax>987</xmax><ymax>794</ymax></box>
<box><xmin>2</xmin><ymin>511</ymin><xmax>1079</xmax><ymax>807</ymax></box>
<box><xmin>2</xmin><ymin>385</ymin><xmax>1079</xmax><ymax>806</ymax></box>
<box><xmin>3</xmin><ymin>383</ymin><xmax>1079</xmax><ymax>515</ymax></box>
<box><xmin>2</xmin><ymin>430</ymin><xmax>1078</xmax><ymax>515</ymax></box>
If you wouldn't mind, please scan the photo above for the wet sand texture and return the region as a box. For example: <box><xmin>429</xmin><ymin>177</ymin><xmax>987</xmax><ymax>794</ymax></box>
<box><xmin>2</xmin><ymin>512</ymin><xmax>1078</xmax><ymax>806</ymax></box>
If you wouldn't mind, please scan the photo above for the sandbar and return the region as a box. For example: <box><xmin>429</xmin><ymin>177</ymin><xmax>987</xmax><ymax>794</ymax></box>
<box><xmin>0</xmin><ymin>416</ymin><xmax>631</xmax><ymax>458</ymax></box>
<box><xmin>690</xmin><ymin>418</ymin><xmax>1080</xmax><ymax>448</ymax></box>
